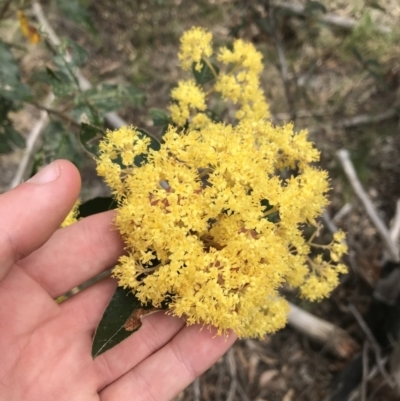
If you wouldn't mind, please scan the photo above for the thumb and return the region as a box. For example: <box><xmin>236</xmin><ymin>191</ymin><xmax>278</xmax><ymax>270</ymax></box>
<box><xmin>0</xmin><ymin>160</ymin><xmax>81</xmax><ymax>281</ymax></box>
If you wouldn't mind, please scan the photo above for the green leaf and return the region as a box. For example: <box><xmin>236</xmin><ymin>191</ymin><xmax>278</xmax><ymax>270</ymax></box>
<box><xmin>366</xmin><ymin>0</ymin><xmax>386</xmax><ymax>12</ymax></box>
<box><xmin>0</xmin><ymin>81</ymin><xmax>32</xmax><ymax>102</ymax></box>
<box><xmin>192</xmin><ymin>59</ymin><xmax>219</xmax><ymax>85</ymax></box>
<box><xmin>121</xmin><ymin>85</ymin><xmax>146</xmax><ymax>108</ymax></box>
<box><xmin>41</xmin><ymin>121</ymin><xmax>83</xmax><ymax>166</ymax></box>
<box><xmin>0</xmin><ymin>134</ymin><xmax>12</xmax><ymax>153</ymax></box>
<box><xmin>41</xmin><ymin>67</ymin><xmax>76</xmax><ymax>97</ymax></box>
<box><xmin>81</xmin><ymin>84</ymin><xmax>145</xmax><ymax>117</ymax></box>
<box><xmin>78</xmin><ymin>197</ymin><xmax>118</xmax><ymax>217</ymax></box>
<box><xmin>149</xmin><ymin>108</ymin><xmax>170</xmax><ymax>126</ymax></box>
<box><xmin>54</xmin><ymin>0</ymin><xmax>98</xmax><ymax>35</ymax></box>
<box><xmin>304</xmin><ymin>1</ymin><xmax>327</xmax><ymax>15</ymax></box>
<box><xmin>79</xmin><ymin>122</ymin><xmax>105</xmax><ymax>157</ymax></box>
<box><xmin>92</xmin><ymin>287</ymin><xmax>155</xmax><ymax>358</ymax></box>
<box><xmin>5</xmin><ymin>126</ymin><xmax>25</xmax><ymax>148</ymax></box>
<box><xmin>65</xmin><ymin>39</ymin><xmax>88</xmax><ymax>67</ymax></box>
<box><xmin>0</xmin><ymin>41</ymin><xmax>20</xmax><ymax>85</ymax></box>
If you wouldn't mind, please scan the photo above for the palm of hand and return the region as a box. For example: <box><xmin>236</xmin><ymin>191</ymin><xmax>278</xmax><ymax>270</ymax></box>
<box><xmin>0</xmin><ymin>161</ymin><xmax>235</xmax><ymax>401</ymax></box>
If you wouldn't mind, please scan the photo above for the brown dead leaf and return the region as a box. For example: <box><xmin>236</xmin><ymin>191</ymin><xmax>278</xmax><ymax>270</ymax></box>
<box><xmin>259</xmin><ymin>369</ymin><xmax>279</xmax><ymax>388</ymax></box>
<box><xmin>282</xmin><ymin>388</ymin><xmax>295</xmax><ymax>401</ymax></box>
<box><xmin>124</xmin><ymin>307</ymin><xmax>160</xmax><ymax>331</ymax></box>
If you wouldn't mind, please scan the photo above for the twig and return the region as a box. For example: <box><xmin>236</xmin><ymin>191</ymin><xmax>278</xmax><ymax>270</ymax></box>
<box><xmin>0</xmin><ymin>0</ymin><xmax>13</xmax><ymax>21</ymax></box>
<box><xmin>348</xmin><ymin>356</ymin><xmax>389</xmax><ymax>401</ymax></box>
<box><xmin>321</xmin><ymin>210</ymin><xmax>339</xmax><ymax>235</ymax></box>
<box><xmin>272</xmin><ymin>1</ymin><xmax>391</xmax><ymax>34</ymax></box>
<box><xmin>390</xmin><ymin>200</ymin><xmax>400</xmax><ymax>244</ymax></box>
<box><xmin>333</xmin><ymin>203</ymin><xmax>353</xmax><ymax>225</ymax></box>
<box><xmin>267</xmin><ymin>1</ymin><xmax>296</xmax><ymax>121</ymax></box>
<box><xmin>9</xmin><ymin>93</ymin><xmax>55</xmax><ymax>189</ymax></box>
<box><xmin>287</xmin><ymin>302</ymin><xmax>359</xmax><ymax>359</ymax></box>
<box><xmin>32</xmin><ymin>1</ymin><xmax>126</xmax><ymax>129</ymax></box>
<box><xmin>348</xmin><ymin>303</ymin><xmax>395</xmax><ymax>388</ymax></box>
<box><xmin>30</xmin><ymin>101</ymin><xmax>81</xmax><ymax>128</ymax></box>
<box><xmin>335</xmin><ymin>109</ymin><xmax>398</xmax><ymax>129</ymax></box>
<box><xmin>361</xmin><ymin>341</ymin><xmax>369</xmax><ymax>401</ymax></box>
<box><xmin>193</xmin><ymin>378</ymin><xmax>201</xmax><ymax>401</ymax></box>
<box><xmin>336</xmin><ymin>149</ymin><xmax>399</xmax><ymax>262</ymax></box>
<box><xmin>225</xmin><ymin>348</ymin><xmax>237</xmax><ymax>401</ymax></box>
<box><xmin>274</xmin><ymin>108</ymin><xmax>332</xmax><ymax>120</ymax></box>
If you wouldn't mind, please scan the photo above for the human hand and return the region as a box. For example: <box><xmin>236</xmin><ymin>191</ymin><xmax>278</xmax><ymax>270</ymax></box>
<box><xmin>0</xmin><ymin>160</ymin><xmax>236</xmax><ymax>401</ymax></box>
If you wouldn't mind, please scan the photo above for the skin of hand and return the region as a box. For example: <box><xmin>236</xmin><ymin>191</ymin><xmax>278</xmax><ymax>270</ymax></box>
<box><xmin>0</xmin><ymin>160</ymin><xmax>236</xmax><ymax>401</ymax></box>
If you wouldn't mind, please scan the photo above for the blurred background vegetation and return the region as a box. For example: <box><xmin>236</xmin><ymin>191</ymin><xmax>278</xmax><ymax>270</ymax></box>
<box><xmin>1</xmin><ymin>0</ymin><xmax>400</xmax><ymax>399</ymax></box>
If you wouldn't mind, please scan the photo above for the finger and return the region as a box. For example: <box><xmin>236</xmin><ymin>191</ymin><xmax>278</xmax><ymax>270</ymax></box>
<box><xmin>19</xmin><ymin>211</ymin><xmax>124</xmax><ymax>297</ymax></box>
<box><xmin>60</xmin><ymin>278</ymin><xmax>185</xmax><ymax>389</ymax></box>
<box><xmin>0</xmin><ymin>160</ymin><xmax>80</xmax><ymax>281</ymax></box>
<box><xmin>100</xmin><ymin>323</ymin><xmax>237</xmax><ymax>401</ymax></box>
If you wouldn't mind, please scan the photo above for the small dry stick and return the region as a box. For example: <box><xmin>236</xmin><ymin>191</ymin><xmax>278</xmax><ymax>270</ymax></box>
<box><xmin>267</xmin><ymin>1</ymin><xmax>296</xmax><ymax>121</ymax></box>
<box><xmin>348</xmin><ymin>356</ymin><xmax>389</xmax><ymax>401</ymax></box>
<box><xmin>333</xmin><ymin>203</ymin><xmax>353</xmax><ymax>225</ymax></box>
<box><xmin>288</xmin><ymin>302</ymin><xmax>359</xmax><ymax>359</ymax></box>
<box><xmin>335</xmin><ymin>109</ymin><xmax>398</xmax><ymax>129</ymax></box>
<box><xmin>225</xmin><ymin>348</ymin><xmax>238</xmax><ymax>401</ymax></box>
<box><xmin>361</xmin><ymin>341</ymin><xmax>369</xmax><ymax>401</ymax></box>
<box><xmin>390</xmin><ymin>200</ymin><xmax>400</xmax><ymax>244</ymax></box>
<box><xmin>272</xmin><ymin>1</ymin><xmax>391</xmax><ymax>34</ymax></box>
<box><xmin>32</xmin><ymin>1</ymin><xmax>126</xmax><ymax>130</ymax></box>
<box><xmin>192</xmin><ymin>378</ymin><xmax>201</xmax><ymax>401</ymax></box>
<box><xmin>348</xmin><ymin>303</ymin><xmax>396</xmax><ymax>388</ymax></box>
<box><xmin>336</xmin><ymin>149</ymin><xmax>399</xmax><ymax>262</ymax></box>
<box><xmin>9</xmin><ymin>93</ymin><xmax>55</xmax><ymax>189</ymax></box>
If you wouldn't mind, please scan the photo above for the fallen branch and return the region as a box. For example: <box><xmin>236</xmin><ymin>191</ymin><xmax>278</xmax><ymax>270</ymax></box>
<box><xmin>348</xmin><ymin>303</ymin><xmax>395</xmax><ymax>388</ymax></box>
<box><xmin>390</xmin><ymin>200</ymin><xmax>400</xmax><ymax>244</ymax></box>
<box><xmin>272</xmin><ymin>1</ymin><xmax>391</xmax><ymax>34</ymax></box>
<box><xmin>336</xmin><ymin>149</ymin><xmax>399</xmax><ymax>262</ymax></box>
<box><xmin>335</xmin><ymin>109</ymin><xmax>398</xmax><ymax>129</ymax></box>
<box><xmin>9</xmin><ymin>93</ymin><xmax>55</xmax><ymax>189</ymax></box>
<box><xmin>287</xmin><ymin>302</ymin><xmax>359</xmax><ymax>359</ymax></box>
<box><xmin>32</xmin><ymin>1</ymin><xmax>126</xmax><ymax>129</ymax></box>
<box><xmin>267</xmin><ymin>1</ymin><xmax>296</xmax><ymax>121</ymax></box>
<box><xmin>333</xmin><ymin>203</ymin><xmax>353</xmax><ymax>225</ymax></box>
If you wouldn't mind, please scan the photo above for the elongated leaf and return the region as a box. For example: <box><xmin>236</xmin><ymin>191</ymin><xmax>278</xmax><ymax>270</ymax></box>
<box><xmin>55</xmin><ymin>0</ymin><xmax>98</xmax><ymax>35</ymax></box>
<box><xmin>0</xmin><ymin>40</ymin><xmax>23</xmax><ymax>89</ymax></box>
<box><xmin>78</xmin><ymin>196</ymin><xmax>118</xmax><ymax>217</ymax></box>
<box><xmin>68</xmin><ymin>40</ymin><xmax>88</xmax><ymax>67</ymax></box>
<box><xmin>149</xmin><ymin>108</ymin><xmax>170</xmax><ymax>126</ymax></box>
<box><xmin>79</xmin><ymin>123</ymin><xmax>105</xmax><ymax>157</ymax></box>
<box><xmin>5</xmin><ymin>126</ymin><xmax>25</xmax><ymax>148</ymax></box>
<box><xmin>0</xmin><ymin>134</ymin><xmax>12</xmax><ymax>154</ymax></box>
<box><xmin>0</xmin><ymin>81</ymin><xmax>32</xmax><ymax>102</ymax></box>
<box><xmin>304</xmin><ymin>1</ymin><xmax>327</xmax><ymax>15</ymax></box>
<box><xmin>192</xmin><ymin>59</ymin><xmax>219</xmax><ymax>85</ymax></box>
<box><xmin>92</xmin><ymin>287</ymin><xmax>155</xmax><ymax>358</ymax></box>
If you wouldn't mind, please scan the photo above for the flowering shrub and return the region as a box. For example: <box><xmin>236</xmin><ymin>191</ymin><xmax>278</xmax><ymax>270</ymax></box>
<box><xmin>95</xmin><ymin>27</ymin><xmax>347</xmax><ymax>339</ymax></box>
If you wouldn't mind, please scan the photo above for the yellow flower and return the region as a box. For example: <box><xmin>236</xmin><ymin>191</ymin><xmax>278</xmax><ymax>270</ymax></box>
<box><xmin>169</xmin><ymin>80</ymin><xmax>207</xmax><ymax>126</ymax></box>
<box><xmin>97</xmin><ymin>119</ymin><xmax>345</xmax><ymax>338</ymax></box>
<box><xmin>61</xmin><ymin>200</ymin><xmax>80</xmax><ymax>228</ymax></box>
<box><xmin>178</xmin><ymin>27</ymin><xmax>213</xmax><ymax>71</ymax></box>
<box><xmin>95</xmin><ymin>27</ymin><xmax>347</xmax><ymax>339</ymax></box>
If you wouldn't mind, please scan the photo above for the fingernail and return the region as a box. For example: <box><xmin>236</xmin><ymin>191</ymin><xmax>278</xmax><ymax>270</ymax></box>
<box><xmin>27</xmin><ymin>162</ymin><xmax>60</xmax><ymax>185</ymax></box>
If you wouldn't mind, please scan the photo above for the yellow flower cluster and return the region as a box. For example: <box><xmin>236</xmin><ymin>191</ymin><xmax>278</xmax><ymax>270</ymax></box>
<box><xmin>169</xmin><ymin>80</ymin><xmax>207</xmax><ymax>127</ymax></box>
<box><xmin>178</xmin><ymin>26</ymin><xmax>213</xmax><ymax>71</ymax></box>
<box><xmin>96</xmin><ymin>120</ymin><xmax>347</xmax><ymax>338</ymax></box>
<box><xmin>61</xmin><ymin>200</ymin><xmax>80</xmax><ymax>228</ymax></box>
<box><xmin>169</xmin><ymin>27</ymin><xmax>270</xmax><ymax>127</ymax></box>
